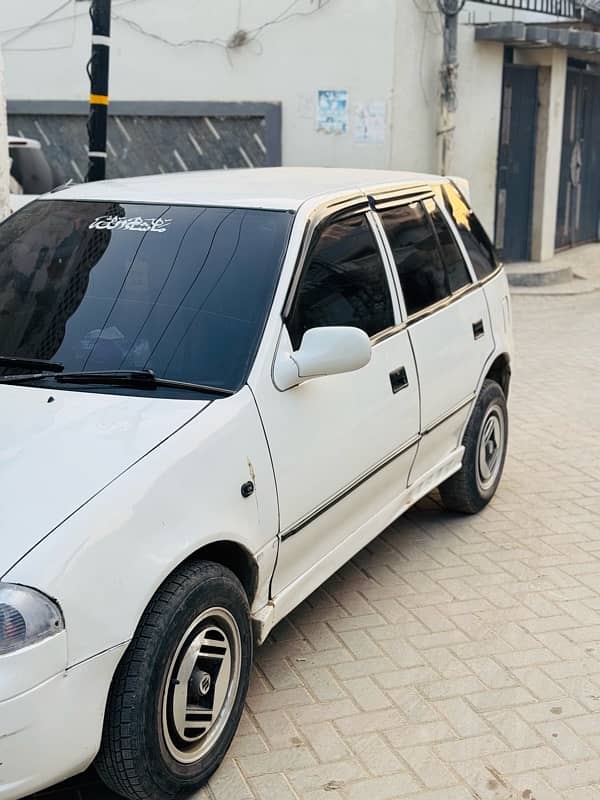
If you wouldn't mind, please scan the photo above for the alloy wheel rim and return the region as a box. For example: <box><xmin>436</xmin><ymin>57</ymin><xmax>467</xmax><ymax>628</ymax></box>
<box><xmin>162</xmin><ymin>607</ymin><xmax>241</xmax><ymax>764</ymax></box>
<box><xmin>476</xmin><ymin>403</ymin><xmax>505</xmax><ymax>493</ymax></box>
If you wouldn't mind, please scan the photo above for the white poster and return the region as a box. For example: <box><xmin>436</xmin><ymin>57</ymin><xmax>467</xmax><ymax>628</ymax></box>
<box><xmin>317</xmin><ymin>89</ymin><xmax>349</xmax><ymax>135</ymax></box>
<box><xmin>354</xmin><ymin>101</ymin><xmax>386</xmax><ymax>145</ymax></box>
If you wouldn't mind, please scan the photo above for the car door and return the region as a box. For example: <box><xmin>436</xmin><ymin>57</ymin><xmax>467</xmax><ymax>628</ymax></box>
<box><xmin>376</xmin><ymin>194</ymin><xmax>494</xmax><ymax>482</ymax></box>
<box><xmin>251</xmin><ymin>207</ymin><xmax>420</xmax><ymax>603</ymax></box>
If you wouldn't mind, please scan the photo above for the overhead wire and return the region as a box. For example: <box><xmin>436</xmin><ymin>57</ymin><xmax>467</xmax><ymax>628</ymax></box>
<box><xmin>112</xmin><ymin>0</ymin><xmax>335</xmax><ymax>51</ymax></box>
<box><xmin>1</xmin><ymin>0</ymin><xmax>336</xmax><ymax>54</ymax></box>
<box><xmin>0</xmin><ymin>0</ymin><xmax>141</xmax><ymax>44</ymax></box>
<box><xmin>1</xmin><ymin>0</ymin><xmax>74</xmax><ymax>49</ymax></box>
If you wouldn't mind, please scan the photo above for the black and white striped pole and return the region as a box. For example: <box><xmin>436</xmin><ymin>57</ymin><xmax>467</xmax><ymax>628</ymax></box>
<box><xmin>86</xmin><ymin>0</ymin><xmax>111</xmax><ymax>182</ymax></box>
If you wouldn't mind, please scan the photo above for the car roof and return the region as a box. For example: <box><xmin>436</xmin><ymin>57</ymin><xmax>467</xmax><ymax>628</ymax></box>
<box><xmin>49</xmin><ymin>167</ymin><xmax>447</xmax><ymax>212</ymax></box>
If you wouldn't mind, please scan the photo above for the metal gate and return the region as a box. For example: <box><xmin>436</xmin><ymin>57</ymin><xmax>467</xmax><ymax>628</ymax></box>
<box><xmin>495</xmin><ymin>64</ymin><xmax>539</xmax><ymax>262</ymax></box>
<box><xmin>556</xmin><ymin>69</ymin><xmax>600</xmax><ymax>249</ymax></box>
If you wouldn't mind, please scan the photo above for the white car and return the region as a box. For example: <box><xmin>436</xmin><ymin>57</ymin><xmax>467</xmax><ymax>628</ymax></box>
<box><xmin>0</xmin><ymin>168</ymin><xmax>512</xmax><ymax>800</ymax></box>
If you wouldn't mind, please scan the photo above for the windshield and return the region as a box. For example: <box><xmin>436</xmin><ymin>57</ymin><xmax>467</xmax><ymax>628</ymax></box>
<box><xmin>0</xmin><ymin>199</ymin><xmax>293</xmax><ymax>394</ymax></box>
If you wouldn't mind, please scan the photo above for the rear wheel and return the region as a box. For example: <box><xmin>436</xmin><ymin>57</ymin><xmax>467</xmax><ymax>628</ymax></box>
<box><xmin>95</xmin><ymin>560</ymin><xmax>252</xmax><ymax>800</ymax></box>
<box><xmin>439</xmin><ymin>379</ymin><xmax>508</xmax><ymax>514</ymax></box>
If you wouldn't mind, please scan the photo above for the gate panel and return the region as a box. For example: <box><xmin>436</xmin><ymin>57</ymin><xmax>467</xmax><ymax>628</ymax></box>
<box><xmin>556</xmin><ymin>70</ymin><xmax>600</xmax><ymax>249</ymax></box>
<box><xmin>495</xmin><ymin>64</ymin><xmax>538</xmax><ymax>262</ymax></box>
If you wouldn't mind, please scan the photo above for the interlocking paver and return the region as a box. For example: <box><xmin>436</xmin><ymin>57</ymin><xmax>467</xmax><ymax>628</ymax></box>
<box><xmin>28</xmin><ymin>290</ymin><xmax>600</xmax><ymax>798</ymax></box>
<box><xmin>347</xmin><ymin>733</ymin><xmax>403</xmax><ymax>776</ymax></box>
<box><xmin>435</xmin><ymin>696</ymin><xmax>491</xmax><ymax>737</ymax></box>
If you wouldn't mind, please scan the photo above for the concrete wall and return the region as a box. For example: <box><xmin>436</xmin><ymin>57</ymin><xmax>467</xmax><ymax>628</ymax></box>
<box><xmin>451</xmin><ymin>29</ymin><xmax>505</xmax><ymax>236</ymax></box>
<box><xmin>517</xmin><ymin>47</ymin><xmax>567</xmax><ymax>261</ymax></box>
<box><xmin>2</xmin><ymin>0</ymin><xmax>401</xmax><ymax>169</ymax></box>
<box><xmin>0</xmin><ymin>0</ymin><xmax>568</xmax><ymax>235</ymax></box>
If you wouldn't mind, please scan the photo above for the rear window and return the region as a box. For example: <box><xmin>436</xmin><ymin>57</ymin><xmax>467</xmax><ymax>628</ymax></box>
<box><xmin>0</xmin><ymin>200</ymin><xmax>292</xmax><ymax>393</ymax></box>
<box><xmin>441</xmin><ymin>184</ymin><xmax>499</xmax><ymax>280</ymax></box>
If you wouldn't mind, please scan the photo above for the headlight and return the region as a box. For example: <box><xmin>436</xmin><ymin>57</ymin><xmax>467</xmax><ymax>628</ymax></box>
<box><xmin>0</xmin><ymin>583</ymin><xmax>64</xmax><ymax>655</ymax></box>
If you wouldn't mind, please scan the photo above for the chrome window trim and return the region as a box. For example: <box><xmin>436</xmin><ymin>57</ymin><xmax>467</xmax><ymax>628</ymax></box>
<box><xmin>369</xmin><ymin>323</ymin><xmax>407</xmax><ymax>346</ymax></box>
<box><xmin>368</xmin><ymin>182</ymin><xmax>434</xmax><ymax>207</ymax></box>
<box><xmin>374</xmin><ymin>188</ymin><xmax>506</xmax><ymax>327</ymax></box>
<box><xmin>429</xmin><ymin>190</ymin><xmax>478</xmax><ymax>285</ymax></box>
<box><xmin>281</xmin><ymin>188</ymin><xmax>506</xmax><ymax>341</ymax></box>
<box><xmin>369</xmin><ymin>207</ymin><xmax>409</xmax><ymax>323</ymax></box>
<box><xmin>282</xmin><ymin>198</ymin><xmax>398</xmax><ymax>342</ymax></box>
<box><xmin>281</xmin><ymin>196</ymin><xmax>369</xmax><ymax>321</ymax></box>
<box><xmin>405</xmin><ymin>281</ymin><xmax>479</xmax><ymax>326</ymax></box>
<box><xmin>365</xmin><ymin>209</ymin><xmax>404</xmax><ymax>329</ymax></box>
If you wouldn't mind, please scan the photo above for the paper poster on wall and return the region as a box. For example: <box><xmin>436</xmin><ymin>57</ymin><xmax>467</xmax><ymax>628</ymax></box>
<box><xmin>317</xmin><ymin>90</ymin><xmax>349</xmax><ymax>135</ymax></box>
<box><xmin>354</xmin><ymin>101</ymin><xmax>386</xmax><ymax>145</ymax></box>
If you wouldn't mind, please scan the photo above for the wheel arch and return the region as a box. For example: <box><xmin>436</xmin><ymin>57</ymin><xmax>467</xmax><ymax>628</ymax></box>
<box><xmin>484</xmin><ymin>352</ymin><xmax>511</xmax><ymax>399</ymax></box>
<box><xmin>181</xmin><ymin>539</ymin><xmax>260</xmax><ymax>606</ymax></box>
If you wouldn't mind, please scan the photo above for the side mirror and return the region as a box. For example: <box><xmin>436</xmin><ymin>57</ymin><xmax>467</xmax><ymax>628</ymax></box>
<box><xmin>274</xmin><ymin>326</ymin><xmax>372</xmax><ymax>390</ymax></box>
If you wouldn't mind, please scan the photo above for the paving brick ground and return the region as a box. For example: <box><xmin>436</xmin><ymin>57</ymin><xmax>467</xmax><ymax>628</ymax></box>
<box><xmin>31</xmin><ymin>289</ymin><xmax>600</xmax><ymax>800</ymax></box>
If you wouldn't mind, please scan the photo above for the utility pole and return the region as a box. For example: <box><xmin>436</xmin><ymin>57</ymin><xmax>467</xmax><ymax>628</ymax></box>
<box><xmin>438</xmin><ymin>0</ymin><xmax>461</xmax><ymax>176</ymax></box>
<box><xmin>86</xmin><ymin>0</ymin><xmax>111</xmax><ymax>182</ymax></box>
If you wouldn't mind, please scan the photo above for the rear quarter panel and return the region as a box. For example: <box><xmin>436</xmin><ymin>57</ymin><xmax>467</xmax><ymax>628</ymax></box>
<box><xmin>483</xmin><ymin>268</ymin><xmax>514</xmax><ymax>384</ymax></box>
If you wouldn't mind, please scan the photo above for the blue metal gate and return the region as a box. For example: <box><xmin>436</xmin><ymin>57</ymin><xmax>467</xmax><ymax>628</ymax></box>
<box><xmin>495</xmin><ymin>63</ymin><xmax>539</xmax><ymax>262</ymax></box>
<box><xmin>556</xmin><ymin>68</ymin><xmax>600</xmax><ymax>249</ymax></box>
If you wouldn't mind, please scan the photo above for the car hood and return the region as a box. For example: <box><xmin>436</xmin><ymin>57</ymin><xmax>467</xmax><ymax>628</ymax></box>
<box><xmin>0</xmin><ymin>384</ymin><xmax>209</xmax><ymax>577</ymax></box>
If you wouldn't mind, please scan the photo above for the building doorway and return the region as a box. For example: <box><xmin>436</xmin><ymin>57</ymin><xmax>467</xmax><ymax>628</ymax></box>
<box><xmin>495</xmin><ymin>63</ymin><xmax>539</xmax><ymax>263</ymax></box>
<box><xmin>556</xmin><ymin>66</ymin><xmax>600</xmax><ymax>249</ymax></box>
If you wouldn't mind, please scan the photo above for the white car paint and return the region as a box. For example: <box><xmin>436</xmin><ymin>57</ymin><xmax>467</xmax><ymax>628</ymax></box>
<box><xmin>0</xmin><ymin>384</ymin><xmax>209</xmax><ymax>576</ymax></box>
<box><xmin>0</xmin><ymin>167</ymin><xmax>513</xmax><ymax>799</ymax></box>
<box><xmin>5</xmin><ymin>387</ymin><xmax>279</xmax><ymax>666</ymax></box>
<box><xmin>8</xmin><ymin>194</ymin><xmax>36</xmax><ymax>213</ymax></box>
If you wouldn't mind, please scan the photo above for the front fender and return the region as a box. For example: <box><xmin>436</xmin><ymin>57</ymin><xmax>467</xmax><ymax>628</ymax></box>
<box><xmin>5</xmin><ymin>387</ymin><xmax>278</xmax><ymax>666</ymax></box>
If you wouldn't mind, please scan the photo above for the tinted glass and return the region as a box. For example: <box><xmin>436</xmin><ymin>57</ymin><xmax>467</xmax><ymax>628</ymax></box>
<box><xmin>0</xmin><ymin>200</ymin><xmax>292</xmax><ymax>393</ymax></box>
<box><xmin>379</xmin><ymin>202</ymin><xmax>450</xmax><ymax>316</ymax></box>
<box><xmin>425</xmin><ymin>198</ymin><xmax>471</xmax><ymax>293</ymax></box>
<box><xmin>441</xmin><ymin>184</ymin><xmax>498</xmax><ymax>279</ymax></box>
<box><xmin>287</xmin><ymin>214</ymin><xmax>393</xmax><ymax>349</ymax></box>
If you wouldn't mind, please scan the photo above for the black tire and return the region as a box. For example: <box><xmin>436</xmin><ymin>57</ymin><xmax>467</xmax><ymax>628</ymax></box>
<box><xmin>95</xmin><ymin>560</ymin><xmax>252</xmax><ymax>800</ymax></box>
<box><xmin>439</xmin><ymin>379</ymin><xmax>508</xmax><ymax>514</ymax></box>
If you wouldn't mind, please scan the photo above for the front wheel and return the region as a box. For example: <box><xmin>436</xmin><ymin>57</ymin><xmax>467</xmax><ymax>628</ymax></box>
<box><xmin>439</xmin><ymin>379</ymin><xmax>508</xmax><ymax>514</ymax></box>
<box><xmin>95</xmin><ymin>560</ymin><xmax>252</xmax><ymax>800</ymax></box>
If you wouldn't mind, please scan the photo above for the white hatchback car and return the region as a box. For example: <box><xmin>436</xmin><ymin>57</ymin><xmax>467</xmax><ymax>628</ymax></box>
<box><xmin>0</xmin><ymin>168</ymin><xmax>512</xmax><ymax>800</ymax></box>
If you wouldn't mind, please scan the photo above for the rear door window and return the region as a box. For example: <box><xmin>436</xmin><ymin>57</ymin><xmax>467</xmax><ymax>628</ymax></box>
<box><xmin>379</xmin><ymin>202</ymin><xmax>450</xmax><ymax>316</ymax></box>
<box><xmin>425</xmin><ymin>198</ymin><xmax>472</xmax><ymax>293</ymax></box>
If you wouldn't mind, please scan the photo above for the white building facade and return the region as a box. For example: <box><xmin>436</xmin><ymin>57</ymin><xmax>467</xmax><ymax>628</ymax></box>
<box><xmin>2</xmin><ymin>0</ymin><xmax>599</xmax><ymax>260</ymax></box>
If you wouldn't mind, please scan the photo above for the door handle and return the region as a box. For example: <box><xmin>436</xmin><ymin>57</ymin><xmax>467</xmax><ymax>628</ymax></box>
<box><xmin>389</xmin><ymin>366</ymin><xmax>409</xmax><ymax>394</ymax></box>
<box><xmin>472</xmin><ymin>319</ymin><xmax>485</xmax><ymax>340</ymax></box>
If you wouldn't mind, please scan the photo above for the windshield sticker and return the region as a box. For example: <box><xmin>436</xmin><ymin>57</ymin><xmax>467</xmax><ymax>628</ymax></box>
<box><xmin>89</xmin><ymin>215</ymin><xmax>172</xmax><ymax>233</ymax></box>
